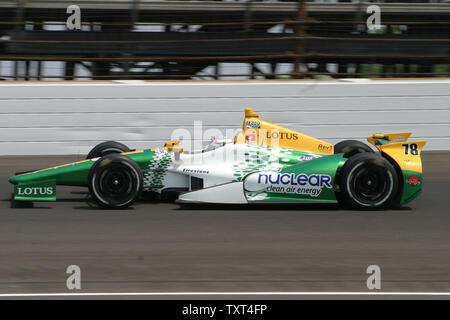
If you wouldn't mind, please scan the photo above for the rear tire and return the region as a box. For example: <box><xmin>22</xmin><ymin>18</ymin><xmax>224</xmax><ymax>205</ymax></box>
<box><xmin>338</xmin><ymin>153</ymin><xmax>398</xmax><ymax>210</ymax></box>
<box><xmin>88</xmin><ymin>154</ymin><xmax>143</xmax><ymax>209</ymax></box>
<box><xmin>334</xmin><ymin>140</ymin><xmax>373</xmax><ymax>158</ymax></box>
<box><xmin>86</xmin><ymin>141</ymin><xmax>130</xmax><ymax>159</ymax></box>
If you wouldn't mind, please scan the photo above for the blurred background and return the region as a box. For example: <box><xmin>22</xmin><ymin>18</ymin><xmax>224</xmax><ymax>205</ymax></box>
<box><xmin>0</xmin><ymin>0</ymin><xmax>448</xmax><ymax>80</ymax></box>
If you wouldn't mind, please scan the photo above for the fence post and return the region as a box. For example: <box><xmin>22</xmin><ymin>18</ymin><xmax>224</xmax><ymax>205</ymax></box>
<box><xmin>293</xmin><ymin>0</ymin><xmax>307</xmax><ymax>79</ymax></box>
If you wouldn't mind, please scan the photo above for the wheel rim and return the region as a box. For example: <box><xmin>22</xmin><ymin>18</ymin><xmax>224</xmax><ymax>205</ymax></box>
<box><xmin>348</xmin><ymin>162</ymin><xmax>393</xmax><ymax>207</ymax></box>
<box><xmin>97</xmin><ymin>164</ymin><xmax>136</xmax><ymax>206</ymax></box>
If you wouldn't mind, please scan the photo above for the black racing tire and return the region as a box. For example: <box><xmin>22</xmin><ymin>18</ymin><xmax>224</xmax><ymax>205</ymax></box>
<box><xmin>88</xmin><ymin>154</ymin><xmax>143</xmax><ymax>209</ymax></box>
<box><xmin>86</xmin><ymin>141</ymin><xmax>130</xmax><ymax>159</ymax></box>
<box><xmin>338</xmin><ymin>153</ymin><xmax>398</xmax><ymax>210</ymax></box>
<box><xmin>334</xmin><ymin>140</ymin><xmax>373</xmax><ymax>158</ymax></box>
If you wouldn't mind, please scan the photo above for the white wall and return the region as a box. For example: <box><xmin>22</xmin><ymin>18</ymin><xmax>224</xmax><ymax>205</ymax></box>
<box><xmin>0</xmin><ymin>79</ymin><xmax>449</xmax><ymax>155</ymax></box>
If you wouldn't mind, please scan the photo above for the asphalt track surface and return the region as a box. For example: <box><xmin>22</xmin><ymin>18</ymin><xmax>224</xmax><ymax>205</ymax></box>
<box><xmin>0</xmin><ymin>152</ymin><xmax>449</xmax><ymax>299</ymax></box>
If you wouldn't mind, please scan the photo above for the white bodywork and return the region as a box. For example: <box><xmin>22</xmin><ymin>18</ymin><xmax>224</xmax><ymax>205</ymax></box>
<box><xmin>177</xmin><ymin>182</ymin><xmax>247</xmax><ymax>204</ymax></box>
<box><xmin>164</xmin><ymin>143</ymin><xmax>284</xmax><ymax>187</ymax></box>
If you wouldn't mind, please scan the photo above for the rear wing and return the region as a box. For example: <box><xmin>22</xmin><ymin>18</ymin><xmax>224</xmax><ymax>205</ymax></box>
<box><xmin>367</xmin><ymin>132</ymin><xmax>412</xmax><ymax>146</ymax></box>
<box><xmin>367</xmin><ymin>132</ymin><xmax>427</xmax><ymax>172</ymax></box>
<box><xmin>367</xmin><ymin>132</ymin><xmax>427</xmax><ymax>164</ymax></box>
<box><xmin>367</xmin><ymin>132</ymin><xmax>427</xmax><ymax>204</ymax></box>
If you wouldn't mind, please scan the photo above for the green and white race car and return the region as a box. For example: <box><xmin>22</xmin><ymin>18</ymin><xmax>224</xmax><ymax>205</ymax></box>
<box><xmin>9</xmin><ymin>108</ymin><xmax>426</xmax><ymax>210</ymax></box>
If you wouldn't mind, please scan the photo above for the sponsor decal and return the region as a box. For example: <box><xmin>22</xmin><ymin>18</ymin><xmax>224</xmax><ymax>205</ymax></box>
<box><xmin>182</xmin><ymin>168</ymin><xmax>210</xmax><ymax>175</ymax></box>
<box><xmin>298</xmin><ymin>155</ymin><xmax>319</xmax><ymax>162</ymax></box>
<box><xmin>245</xmin><ymin>134</ymin><xmax>257</xmax><ymax>144</ymax></box>
<box><xmin>244</xmin><ymin>171</ymin><xmax>332</xmax><ymax>198</ymax></box>
<box><xmin>318</xmin><ymin>144</ymin><xmax>333</xmax><ymax>152</ymax></box>
<box><xmin>212</xmin><ymin>135</ymin><xmax>232</xmax><ymax>144</ymax></box>
<box><xmin>407</xmin><ymin>175</ymin><xmax>420</xmax><ymax>186</ymax></box>
<box><xmin>392</xmin><ymin>136</ymin><xmax>405</xmax><ymax>142</ymax></box>
<box><xmin>246</xmin><ymin>120</ymin><xmax>261</xmax><ymax>129</ymax></box>
<box><xmin>266</xmin><ymin>132</ymin><xmax>298</xmax><ymax>140</ymax></box>
<box><xmin>17</xmin><ymin>186</ymin><xmax>54</xmax><ymax>196</ymax></box>
<box><xmin>257</xmin><ymin>173</ymin><xmax>332</xmax><ymax>188</ymax></box>
<box><xmin>14</xmin><ymin>180</ymin><xmax>57</xmax><ymax>201</ymax></box>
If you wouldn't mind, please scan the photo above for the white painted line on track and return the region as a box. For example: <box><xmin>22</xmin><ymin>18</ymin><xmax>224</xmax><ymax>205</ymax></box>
<box><xmin>1</xmin><ymin>292</ymin><xmax>450</xmax><ymax>297</ymax></box>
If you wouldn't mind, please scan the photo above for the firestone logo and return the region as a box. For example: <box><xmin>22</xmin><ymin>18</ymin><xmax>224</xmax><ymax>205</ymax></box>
<box><xmin>17</xmin><ymin>187</ymin><xmax>54</xmax><ymax>196</ymax></box>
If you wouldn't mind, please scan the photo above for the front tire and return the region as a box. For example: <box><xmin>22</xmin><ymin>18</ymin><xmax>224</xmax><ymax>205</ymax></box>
<box><xmin>88</xmin><ymin>154</ymin><xmax>143</xmax><ymax>209</ymax></box>
<box><xmin>338</xmin><ymin>153</ymin><xmax>398</xmax><ymax>210</ymax></box>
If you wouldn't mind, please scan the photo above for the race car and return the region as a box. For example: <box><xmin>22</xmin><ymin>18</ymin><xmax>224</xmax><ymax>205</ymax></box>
<box><xmin>9</xmin><ymin>108</ymin><xmax>426</xmax><ymax>210</ymax></box>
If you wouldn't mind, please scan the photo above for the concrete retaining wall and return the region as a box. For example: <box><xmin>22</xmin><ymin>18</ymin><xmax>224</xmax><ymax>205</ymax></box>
<box><xmin>0</xmin><ymin>79</ymin><xmax>448</xmax><ymax>155</ymax></box>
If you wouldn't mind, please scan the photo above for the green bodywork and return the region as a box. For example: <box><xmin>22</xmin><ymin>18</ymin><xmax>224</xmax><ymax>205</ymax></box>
<box><xmin>245</xmin><ymin>154</ymin><xmax>346</xmax><ymax>203</ymax></box>
<box><xmin>400</xmin><ymin>170</ymin><xmax>423</xmax><ymax>205</ymax></box>
<box><xmin>9</xmin><ymin>150</ymin><xmax>162</xmax><ymax>200</ymax></box>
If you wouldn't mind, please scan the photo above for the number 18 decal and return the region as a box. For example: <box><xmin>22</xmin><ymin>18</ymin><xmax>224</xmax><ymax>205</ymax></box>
<box><xmin>402</xmin><ymin>143</ymin><xmax>419</xmax><ymax>155</ymax></box>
